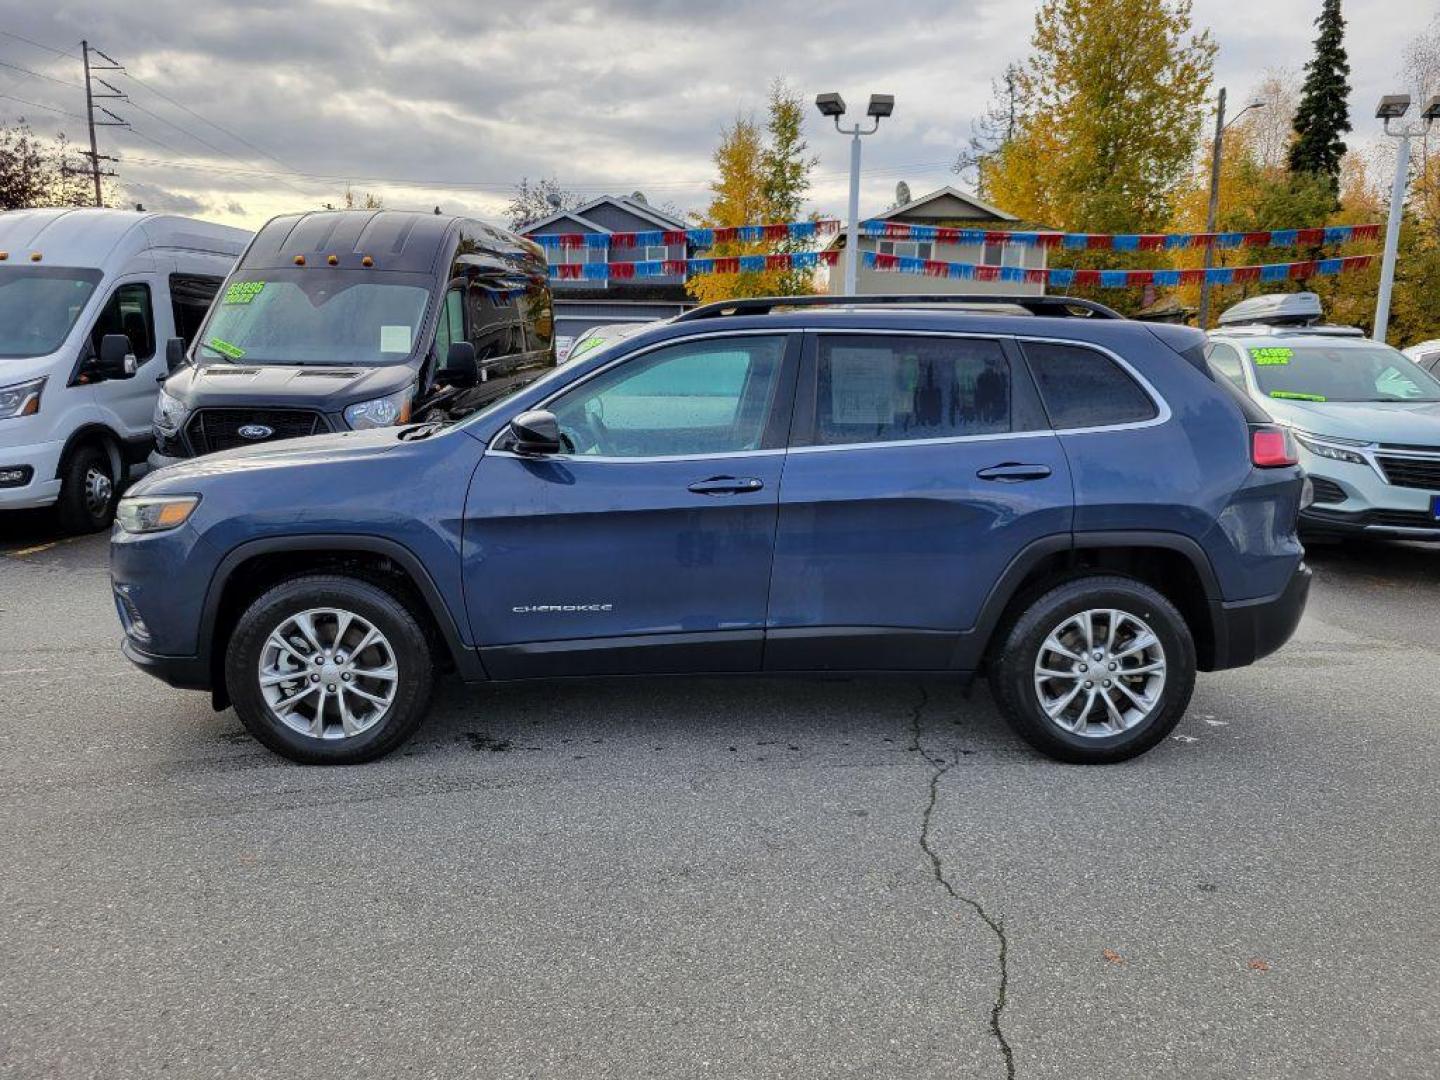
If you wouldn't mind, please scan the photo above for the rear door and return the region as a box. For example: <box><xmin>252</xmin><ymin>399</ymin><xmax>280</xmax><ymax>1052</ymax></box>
<box><xmin>465</xmin><ymin>331</ymin><xmax>800</xmax><ymax>677</ymax></box>
<box><xmin>765</xmin><ymin>331</ymin><xmax>1073</xmax><ymax>671</ymax></box>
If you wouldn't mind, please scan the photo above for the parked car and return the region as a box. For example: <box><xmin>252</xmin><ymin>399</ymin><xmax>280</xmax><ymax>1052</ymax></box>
<box><xmin>1403</xmin><ymin>339</ymin><xmax>1440</xmax><ymax>376</ymax></box>
<box><xmin>0</xmin><ymin>208</ymin><xmax>247</xmax><ymax>531</ymax></box>
<box><xmin>112</xmin><ymin>294</ymin><xmax>1310</xmax><ymax>766</ymax></box>
<box><xmin>149</xmin><ymin>210</ymin><xmax>554</xmax><ymax>465</ymax></box>
<box><xmin>559</xmin><ymin>321</ymin><xmax>653</xmax><ymax>363</ymax></box>
<box><xmin>1208</xmin><ymin>293</ymin><xmax>1440</xmax><ymax>541</ymax></box>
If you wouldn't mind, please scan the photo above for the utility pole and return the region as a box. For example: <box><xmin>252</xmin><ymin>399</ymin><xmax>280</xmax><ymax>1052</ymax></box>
<box><xmin>1197</xmin><ymin>87</ymin><xmax>1226</xmax><ymax>330</ymax></box>
<box><xmin>80</xmin><ymin>41</ymin><xmax>128</xmax><ymax>207</ymax></box>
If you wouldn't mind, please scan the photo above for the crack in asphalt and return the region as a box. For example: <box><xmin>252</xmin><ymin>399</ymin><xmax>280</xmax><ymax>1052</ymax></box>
<box><xmin>909</xmin><ymin>685</ymin><xmax>1016</xmax><ymax>1080</ymax></box>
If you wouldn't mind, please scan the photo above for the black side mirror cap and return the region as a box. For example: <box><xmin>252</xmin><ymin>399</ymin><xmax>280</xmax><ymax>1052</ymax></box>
<box><xmin>509</xmin><ymin>409</ymin><xmax>561</xmax><ymax>455</ymax></box>
<box><xmin>96</xmin><ymin>333</ymin><xmax>137</xmax><ymax>380</ymax></box>
<box><xmin>436</xmin><ymin>341</ymin><xmax>479</xmax><ymax>388</ymax></box>
<box><xmin>165</xmin><ymin>337</ymin><xmax>187</xmax><ymax>374</ymax></box>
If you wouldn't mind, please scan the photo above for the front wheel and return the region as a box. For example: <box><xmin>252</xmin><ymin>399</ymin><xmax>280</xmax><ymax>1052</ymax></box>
<box><xmin>56</xmin><ymin>444</ymin><xmax>118</xmax><ymax>533</ymax></box>
<box><xmin>990</xmin><ymin>576</ymin><xmax>1196</xmax><ymax>764</ymax></box>
<box><xmin>225</xmin><ymin>575</ymin><xmax>435</xmax><ymax>764</ymax></box>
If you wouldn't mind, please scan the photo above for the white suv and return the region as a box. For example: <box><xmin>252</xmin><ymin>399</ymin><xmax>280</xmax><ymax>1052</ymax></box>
<box><xmin>1207</xmin><ymin>298</ymin><xmax>1440</xmax><ymax>541</ymax></box>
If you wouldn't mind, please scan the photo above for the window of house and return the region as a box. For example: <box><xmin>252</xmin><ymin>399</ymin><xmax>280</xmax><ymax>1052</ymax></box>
<box><xmin>1002</xmin><ymin>244</ymin><xmax>1025</xmax><ymax>268</ymax></box>
<box><xmin>813</xmin><ymin>335</ymin><xmax>1012</xmax><ymax>445</ymax></box>
<box><xmin>90</xmin><ymin>282</ymin><xmax>155</xmax><ymax>361</ymax></box>
<box><xmin>644</xmin><ymin>245</ymin><xmax>667</xmax><ymax>262</ymax></box>
<box><xmin>877</xmin><ymin>240</ymin><xmax>934</xmax><ymax>260</ymax></box>
<box><xmin>982</xmin><ymin>243</ymin><xmax>1005</xmax><ymax>266</ymax></box>
<box><xmin>1023</xmin><ymin>341</ymin><xmax>1159</xmax><ymax>429</ymax></box>
<box><xmin>548</xmin><ymin>335</ymin><xmax>787</xmax><ymax>457</ymax></box>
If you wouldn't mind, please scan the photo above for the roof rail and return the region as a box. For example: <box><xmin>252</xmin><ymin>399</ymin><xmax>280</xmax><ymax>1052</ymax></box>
<box><xmin>673</xmin><ymin>293</ymin><xmax>1125</xmax><ymax>322</ymax></box>
<box><xmin>1219</xmin><ymin>323</ymin><xmax>1367</xmax><ymax>338</ymax></box>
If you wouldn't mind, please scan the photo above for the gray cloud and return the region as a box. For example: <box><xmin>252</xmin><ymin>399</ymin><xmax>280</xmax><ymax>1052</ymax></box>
<box><xmin>0</xmin><ymin>0</ymin><xmax>1430</xmax><ymax>230</ymax></box>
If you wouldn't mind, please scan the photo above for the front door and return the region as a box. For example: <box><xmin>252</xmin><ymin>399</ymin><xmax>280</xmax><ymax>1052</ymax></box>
<box><xmin>464</xmin><ymin>332</ymin><xmax>800</xmax><ymax>678</ymax></box>
<box><xmin>89</xmin><ymin>277</ymin><xmax>165</xmax><ymax>439</ymax></box>
<box><xmin>766</xmin><ymin>331</ymin><xmax>1073</xmax><ymax>671</ymax></box>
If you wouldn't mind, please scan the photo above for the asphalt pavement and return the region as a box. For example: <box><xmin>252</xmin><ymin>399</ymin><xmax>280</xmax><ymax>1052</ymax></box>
<box><xmin>1</xmin><ymin>520</ymin><xmax>1437</xmax><ymax>1079</ymax></box>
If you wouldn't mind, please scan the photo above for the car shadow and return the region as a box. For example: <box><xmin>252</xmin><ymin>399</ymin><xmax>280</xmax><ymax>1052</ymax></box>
<box><xmin>1304</xmin><ymin>536</ymin><xmax>1439</xmax><ymax>585</ymax></box>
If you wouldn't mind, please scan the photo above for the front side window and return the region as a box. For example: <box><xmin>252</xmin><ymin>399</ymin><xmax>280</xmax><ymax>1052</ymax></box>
<box><xmin>813</xmin><ymin>335</ymin><xmax>1011</xmax><ymax>445</ymax></box>
<box><xmin>0</xmin><ymin>266</ymin><xmax>101</xmax><ymax>358</ymax></box>
<box><xmin>1024</xmin><ymin>341</ymin><xmax>1158</xmax><ymax>429</ymax></box>
<box><xmin>434</xmin><ymin>288</ymin><xmax>464</xmax><ymax>357</ymax></box>
<box><xmin>1248</xmin><ymin>342</ymin><xmax>1440</xmax><ymax>403</ymax></box>
<box><xmin>198</xmin><ymin>270</ymin><xmax>432</xmax><ymax>366</ymax></box>
<box><xmin>90</xmin><ymin>282</ymin><xmax>155</xmax><ymax>361</ymax></box>
<box><xmin>548</xmin><ymin>335</ymin><xmax>787</xmax><ymax>457</ymax></box>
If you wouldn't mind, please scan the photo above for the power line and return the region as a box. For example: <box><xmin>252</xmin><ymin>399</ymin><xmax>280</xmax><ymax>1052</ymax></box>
<box><xmin>0</xmin><ymin>56</ymin><xmax>84</xmax><ymax>90</ymax></box>
<box><xmin>0</xmin><ymin>92</ymin><xmax>86</xmax><ymax>122</ymax></box>
<box><xmin>0</xmin><ymin>30</ymin><xmax>79</xmax><ymax>59</ymax></box>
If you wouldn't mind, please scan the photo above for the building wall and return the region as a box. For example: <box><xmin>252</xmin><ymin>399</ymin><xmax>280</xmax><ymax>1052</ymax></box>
<box><xmin>827</xmin><ymin>236</ymin><xmax>1047</xmax><ymax>296</ymax></box>
<box><xmin>525</xmin><ymin>206</ymin><xmax>686</xmax><ymax>291</ymax></box>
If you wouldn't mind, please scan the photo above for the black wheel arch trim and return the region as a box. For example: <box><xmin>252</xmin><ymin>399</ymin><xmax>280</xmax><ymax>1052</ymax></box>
<box><xmin>56</xmin><ymin>423</ymin><xmax>130</xmax><ymax>480</ymax></box>
<box><xmin>199</xmin><ymin>534</ymin><xmax>486</xmax><ymax>684</ymax></box>
<box><xmin>957</xmin><ymin>530</ymin><xmax>1224</xmax><ymax>670</ymax></box>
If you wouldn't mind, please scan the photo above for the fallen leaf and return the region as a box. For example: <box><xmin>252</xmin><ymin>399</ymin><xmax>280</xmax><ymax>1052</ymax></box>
<box><xmin>1102</xmin><ymin>948</ymin><xmax>1125</xmax><ymax>965</ymax></box>
<box><xmin>1248</xmin><ymin>958</ymin><xmax>1270</xmax><ymax>972</ymax></box>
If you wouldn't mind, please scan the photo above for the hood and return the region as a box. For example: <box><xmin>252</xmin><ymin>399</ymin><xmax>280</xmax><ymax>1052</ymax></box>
<box><xmin>133</xmin><ymin>425</ymin><xmax>410</xmax><ymax>494</ymax></box>
<box><xmin>1265</xmin><ymin>397</ymin><xmax>1440</xmax><ymax>448</ymax></box>
<box><xmin>163</xmin><ymin>361</ymin><xmax>414</xmax><ymax>410</ymax></box>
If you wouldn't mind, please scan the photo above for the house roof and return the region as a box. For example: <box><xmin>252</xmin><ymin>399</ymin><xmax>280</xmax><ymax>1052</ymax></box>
<box><xmin>873</xmin><ymin>185</ymin><xmax>1018</xmax><ymax>223</ymax></box>
<box><xmin>519</xmin><ymin>194</ymin><xmax>686</xmax><ymax>237</ymax></box>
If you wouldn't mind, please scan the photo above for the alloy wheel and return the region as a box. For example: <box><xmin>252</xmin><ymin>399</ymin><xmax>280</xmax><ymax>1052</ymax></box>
<box><xmin>258</xmin><ymin>607</ymin><xmax>399</xmax><ymax>739</ymax></box>
<box><xmin>1032</xmin><ymin>608</ymin><xmax>1167</xmax><ymax>737</ymax></box>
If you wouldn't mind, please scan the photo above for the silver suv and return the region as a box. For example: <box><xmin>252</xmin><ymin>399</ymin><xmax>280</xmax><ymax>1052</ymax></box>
<box><xmin>1207</xmin><ymin>296</ymin><xmax>1440</xmax><ymax>540</ymax></box>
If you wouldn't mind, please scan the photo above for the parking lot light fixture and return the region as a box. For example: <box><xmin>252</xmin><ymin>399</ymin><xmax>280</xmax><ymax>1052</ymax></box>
<box><xmin>816</xmin><ymin>90</ymin><xmax>894</xmax><ymax>294</ymax></box>
<box><xmin>1375</xmin><ymin>93</ymin><xmax>1434</xmax><ymax>343</ymax></box>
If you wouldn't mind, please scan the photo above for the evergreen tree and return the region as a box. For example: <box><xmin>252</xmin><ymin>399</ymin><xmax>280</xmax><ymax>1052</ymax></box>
<box><xmin>760</xmin><ymin>79</ymin><xmax>819</xmax><ymax>296</ymax></box>
<box><xmin>1287</xmin><ymin>0</ymin><xmax>1351</xmax><ymax>188</ymax></box>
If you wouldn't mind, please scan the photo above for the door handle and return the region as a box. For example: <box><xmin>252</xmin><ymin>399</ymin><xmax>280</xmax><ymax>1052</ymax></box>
<box><xmin>976</xmin><ymin>463</ymin><xmax>1053</xmax><ymax>482</ymax></box>
<box><xmin>688</xmin><ymin>475</ymin><xmax>764</xmax><ymax>495</ymax></box>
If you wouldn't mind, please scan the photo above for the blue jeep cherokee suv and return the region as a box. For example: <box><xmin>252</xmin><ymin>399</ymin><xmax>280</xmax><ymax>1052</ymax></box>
<box><xmin>112</xmin><ymin>295</ymin><xmax>1311</xmax><ymax>765</ymax></box>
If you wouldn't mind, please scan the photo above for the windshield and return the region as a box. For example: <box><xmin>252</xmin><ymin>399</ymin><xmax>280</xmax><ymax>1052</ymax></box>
<box><xmin>197</xmin><ymin>270</ymin><xmax>433</xmax><ymax>366</ymax></box>
<box><xmin>0</xmin><ymin>266</ymin><xmax>102</xmax><ymax>358</ymax></box>
<box><xmin>1248</xmin><ymin>342</ymin><xmax>1440</xmax><ymax>403</ymax></box>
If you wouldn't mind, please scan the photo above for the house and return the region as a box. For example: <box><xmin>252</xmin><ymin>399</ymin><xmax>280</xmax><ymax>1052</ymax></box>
<box><xmin>826</xmin><ymin>185</ymin><xmax>1049</xmax><ymax>296</ymax></box>
<box><xmin>517</xmin><ymin>194</ymin><xmax>694</xmax><ymax>348</ymax></box>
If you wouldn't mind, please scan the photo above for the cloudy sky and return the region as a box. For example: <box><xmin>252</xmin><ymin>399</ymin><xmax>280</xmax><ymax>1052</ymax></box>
<box><xmin>1</xmin><ymin>0</ymin><xmax>1435</xmax><ymax>230</ymax></box>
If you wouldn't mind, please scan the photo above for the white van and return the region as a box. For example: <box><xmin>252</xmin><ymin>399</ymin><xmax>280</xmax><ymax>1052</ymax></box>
<box><xmin>0</xmin><ymin>209</ymin><xmax>248</xmax><ymax>531</ymax></box>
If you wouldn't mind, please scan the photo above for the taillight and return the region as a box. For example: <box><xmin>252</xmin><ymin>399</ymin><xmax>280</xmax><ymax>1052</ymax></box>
<box><xmin>1251</xmin><ymin>426</ymin><xmax>1298</xmax><ymax>468</ymax></box>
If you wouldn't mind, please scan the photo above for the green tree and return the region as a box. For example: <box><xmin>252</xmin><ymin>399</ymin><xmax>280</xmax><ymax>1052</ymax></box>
<box><xmin>1288</xmin><ymin>0</ymin><xmax>1351</xmax><ymax>190</ymax></box>
<box><xmin>760</xmin><ymin>78</ymin><xmax>819</xmax><ymax>296</ymax></box>
<box><xmin>0</xmin><ymin>121</ymin><xmax>99</xmax><ymax>209</ymax></box>
<box><xmin>977</xmin><ymin>0</ymin><xmax>1215</xmax><ymax>233</ymax></box>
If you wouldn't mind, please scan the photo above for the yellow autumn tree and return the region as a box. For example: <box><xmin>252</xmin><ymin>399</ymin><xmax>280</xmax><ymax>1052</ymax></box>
<box><xmin>686</xmin><ymin>116</ymin><xmax>772</xmax><ymax>305</ymax></box>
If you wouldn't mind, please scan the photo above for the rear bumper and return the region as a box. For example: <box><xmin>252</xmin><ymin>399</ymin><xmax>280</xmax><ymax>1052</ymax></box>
<box><xmin>121</xmin><ymin>638</ymin><xmax>211</xmax><ymax>692</ymax></box>
<box><xmin>1206</xmin><ymin>562</ymin><xmax>1311</xmax><ymax>671</ymax></box>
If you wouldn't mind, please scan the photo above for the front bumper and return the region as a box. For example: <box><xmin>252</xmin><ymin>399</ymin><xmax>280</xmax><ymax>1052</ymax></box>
<box><xmin>0</xmin><ymin>437</ymin><xmax>64</xmax><ymax>509</ymax></box>
<box><xmin>1206</xmin><ymin>562</ymin><xmax>1311</xmax><ymax>671</ymax></box>
<box><xmin>121</xmin><ymin>637</ymin><xmax>212</xmax><ymax>691</ymax></box>
<box><xmin>1300</xmin><ymin>505</ymin><xmax>1440</xmax><ymax>540</ymax></box>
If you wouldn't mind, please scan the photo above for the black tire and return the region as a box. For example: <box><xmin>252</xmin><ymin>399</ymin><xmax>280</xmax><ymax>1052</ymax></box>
<box><xmin>55</xmin><ymin>444</ymin><xmax>118</xmax><ymax>534</ymax></box>
<box><xmin>989</xmin><ymin>575</ymin><xmax>1196</xmax><ymax>764</ymax></box>
<box><xmin>225</xmin><ymin>574</ymin><xmax>435</xmax><ymax>764</ymax></box>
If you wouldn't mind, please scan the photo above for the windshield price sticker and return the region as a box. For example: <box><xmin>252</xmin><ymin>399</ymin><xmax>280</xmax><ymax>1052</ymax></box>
<box><xmin>205</xmin><ymin>337</ymin><xmax>247</xmax><ymax>360</ymax></box>
<box><xmin>223</xmin><ymin>281</ymin><xmax>266</xmax><ymax>305</ymax></box>
<box><xmin>1250</xmin><ymin>346</ymin><xmax>1293</xmax><ymax>366</ymax></box>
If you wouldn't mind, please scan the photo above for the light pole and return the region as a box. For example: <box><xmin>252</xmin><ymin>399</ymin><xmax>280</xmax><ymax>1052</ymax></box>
<box><xmin>1197</xmin><ymin>88</ymin><xmax>1265</xmax><ymax>328</ymax></box>
<box><xmin>1374</xmin><ymin>94</ymin><xmax>1439</xmax><ymax>343</ymax></box>
<box><xmin>815</xmin><ymin>92</ymin><xmax>894</xmax><ymax>295</ymax></box>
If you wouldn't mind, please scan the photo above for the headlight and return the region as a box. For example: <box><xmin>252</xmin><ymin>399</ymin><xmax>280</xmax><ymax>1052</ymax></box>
<box><xmin>1293</xmin><ymin>432</ymin><xmax>1370</xmax><ymax>466</ymax></box>
<box><xmin>344</xmin><ymin>387</ymin><xmax>413</xmax><ymax>430</ymax></box>
<box><xmin>115</xmin><ymin>494</ymin><xmax>200</xmax><ymax>534</ymax></box>
<box><xmin>0</xmin><ymin>376</ymin><xmax>45</xmax><ymax>420</ymax></box>
<box><xmin>152</xmin><ymin>388</ymin><xmax>190</xmax><ymax>435</ymax></box>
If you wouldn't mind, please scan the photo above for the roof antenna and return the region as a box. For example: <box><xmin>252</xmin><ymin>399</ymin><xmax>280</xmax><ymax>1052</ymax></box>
<box><xmin>433</xmin><ymin>206</ymin><xmax>441</xmax><ymax>215</ymax></box>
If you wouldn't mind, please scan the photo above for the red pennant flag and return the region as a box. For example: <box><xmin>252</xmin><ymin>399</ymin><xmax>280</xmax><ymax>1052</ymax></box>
<box><xmin>1138</xmin><ymin>235</ymin><xmax>1167</xmax><ymax>251</ymax></box>
<box><xmin>1296</xmin><ymin>228</ymin><xmax>1324</xmax><ymax>246</ymax></box>
<box><xmin>663</xmin><ymin>260</ymin><xmax>688</xmax><ymax>276</ymax></box>
<box><xmin>820</xmin><ymin>249</ymin><xmax>841</xmax><ymax>266</ymax></box>
<box><xmin>1024</xmin><ymin>268</ymin><xmax>1046</xmax><ymax>284</ymax></box>
<box><xmin>1242</xmin><ymin>232</ymin><xmax>1272</xmax><ymax>247</ymax></box>
<box><xmin>1179</xmin><ymin>268</ymin><xmax>1205</xmax><ymax>285</ymax></box>
<box><xmin>714</xmin><ymin>256</ymin><xmax>741</xmax><ymax>274</ymax></box>
<box><xmin>1231</xmin><ymin>265</ymin><xmax>1262</xmax><ymax>283</ymax></box>
<box><xmin>713</xmin><ymin>228</ymin><xmax>737</xmax><ymax>246</ymax></box>
<box><xmin>609</xmin><ymin>261</ymin><xmax>635</xmax><ymax>280</ymax></box>
<box><xmin>556</xmin><ymin>263</ymin><xmax>582</xmax><ymax>280</ymax></box>
<box><xmin>1289</xmin><ymin>260</ymin><xmax>1318</xmax><ymax>278</ymax></box>
<box><xmin>936</xmin><ymin>227</ymin><xmax>960</xmax><ymax>244</ymax></box>
<box><xmin>1347</xmin><ymin>253</ymin><xmax>1375</xmax><ymax>270</ymax></box>
<box><xmin>885</xmin><ymin>223</ymin><xmax>909</xmax><ymax>238</ymax></box>
<box><xmin>1084</xmin><ymin>235</ymin><xmax>1112</xmax><ymax>250</ymax></box>
<box><xmin>984</xmin><ymin>231</ymin><xmax>1010</xmax><ymax>245</ymax></box>
<box><xmin>925</xmin><ymin>260</ymin><xmax>948</xmax><ymax>277</ymax></box>
<box><xmin>874</xmin><ymin>253</ymin><xmax>900</xmax><ymax>270</ymax></box>
<box><xmin>663</xmin><ymin>230</ymin><xmax>688</xmax><ymax>245</ymax></box>
<box><xmin>609</xmin><ymin>233</ymin><xmax>638</xmax><ymax>249</ymax></box>
<box><xmin>1035</xmin><ymin>233</ymin><xmax>1064</xmax><ymax>249</ymax></box>
<box><xmin>1350</xmin><ymin>224</ymin><xmax>1380</xmax><ymax>242</ymax></box>
<box><xmin>815</xmin><ymin>219</ymin><xmax>841</xmax><ymax>234</ymax></box>
<box><xmin>975</xmin><ymin>264</ymin><xmax>1002</xmax><ymax>281</ymax></box>
<box><xmin>558</xmin><ymin>233</ymin><xmax>585</xmax><ymax>249</ymax></box>
<box><xmin>1127</xmin><ymin>270</ymin><xmax>1154</xmax><ymax>286</ymax></box>
<box><xmin>1073</xmin><ymin>269</ymin><xmax>1101</xmax><ymax>286</ymax></box>
<box><xmin>765</xmin><ymin>253</ymin><xmax>790</xmax><ymax>271</ymax></box>
<box><xmin>762</xmin><ymin>224</ymin><xmax>789</xmax><ymax>242</ymax></box>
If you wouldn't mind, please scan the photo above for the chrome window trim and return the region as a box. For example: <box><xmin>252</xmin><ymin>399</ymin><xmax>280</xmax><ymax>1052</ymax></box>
<box><xmin>485</xmin><ymin>328</ymin><xmax>802</xmax><ymax>458</ymax></box>
<box><xmin>486</xmin><ymin>448</ymin><xmax>787</xmax><ymax>464</ymax></box>
<box><xmin>1012</xmin><ymin>334</ymin><xmax>1172</xmax><ymax>435</ymax></box>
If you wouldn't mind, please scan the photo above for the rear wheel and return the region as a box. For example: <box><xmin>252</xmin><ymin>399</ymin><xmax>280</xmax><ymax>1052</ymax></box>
<box><xmin>225</xmin><ymin>575</ymin><xmax>435</xmax><ymax>764</ymax></box>
<box><xmin>56</xmin><ymin>444</ymin><xmax>117</xmax><ymax>533</ymax></box>
<box><xmin>990</xmin><ymin>575</ymin><xmax>1196</xmax><ymax>763</ymax></box>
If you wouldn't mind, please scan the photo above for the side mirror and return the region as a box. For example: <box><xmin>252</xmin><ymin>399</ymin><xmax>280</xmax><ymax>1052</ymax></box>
<box><xmin>96</xmin><ymin>333</ymin><xmax>137</xmax><ymax>380</ymax></box>
<box><xmin>509</xmin><ymin>409</ymin><xmax>561</xmax><ymax>455</ymax></box>
<box><xmin>436</xmin><ymin>341</ymin><xmax>478</xmax><ymax>389</ymax></box>
<box><xmin>165</xmin><ymin>337</ymin><xmax>187</xmax><ymax>375</ymax></box>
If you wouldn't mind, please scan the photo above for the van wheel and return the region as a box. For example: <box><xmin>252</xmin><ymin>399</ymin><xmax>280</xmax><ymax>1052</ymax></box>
<box><xmin>989</xmin><ymin>576</ymin><xmax>1196</xmax><ymax>764</ymax></box>
<box><xmin>56</xmin><ymin>444</ymin><xmax>118</xmax><ymax>533</ymax></box>
<box><xmin>225</xmin><ymin>575</ymin><xmax>435</xmax><ymax>764</ymax></box>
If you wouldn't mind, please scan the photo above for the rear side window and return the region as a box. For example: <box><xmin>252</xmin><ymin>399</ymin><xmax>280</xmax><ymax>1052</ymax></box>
<box><xmin>1023</xmin><ymin>341</ymin><xmax>1157</xmax><ymax>429</ymax></box>
<box><xmin>1206</xmin><ymin>342</ymin><xmax>1248</xmax><ymax>391</ymax></box>
<box><xmin>169</xmin><ymin>274</ymin><xmax>223</xmax><ymax>348</ymax></box>
<box><xmin>813</xmin><ymin>334</ymin><xmax>1012</xmax><ymax>445</ymax></box>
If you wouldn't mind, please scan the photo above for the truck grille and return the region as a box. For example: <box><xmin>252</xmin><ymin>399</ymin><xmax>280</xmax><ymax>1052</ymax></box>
<box><xmin>186</xmin><ymin>408</ymin><xmax>328</xmax><ymax>455</ymax></box>
<box><xmin>1376</xmin><ymin>455</ymin><xmax>1440</xmax><ymax>492</ymax></box>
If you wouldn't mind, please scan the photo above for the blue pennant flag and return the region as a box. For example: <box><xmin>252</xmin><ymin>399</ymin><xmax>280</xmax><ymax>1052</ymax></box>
<box><xmin>1049</xmin><ymin>268</ymin><xmax>1075</xmax><ymax>287</ymax></box>
<box><xmin>792</xmin><ymin>251</ymin><xmax>818</xmax><ymax>269</ymax></box>
<box><xmin>1260</xmin><ymin>263</ymin><xmax>1289</xmax><ymax>281</ymax></box>
<box><xmin>1113</xmin><ymin>235</ymin><xmax>1140</xmax><ymax>252</ymax></box>
<box><xmin>737</xmin><ymin>254</ymin><xmax>766</xmax><ymax>272</ymax></box>
<box><xmin>1099</xmin><ymin>270</ymin><xmax>1128</xmax><ymax>288</ymax></box>
<box><xmin>689</xmin><ymin>258</ymin><xmax>714</xmax><ymax>274</ymax></box>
